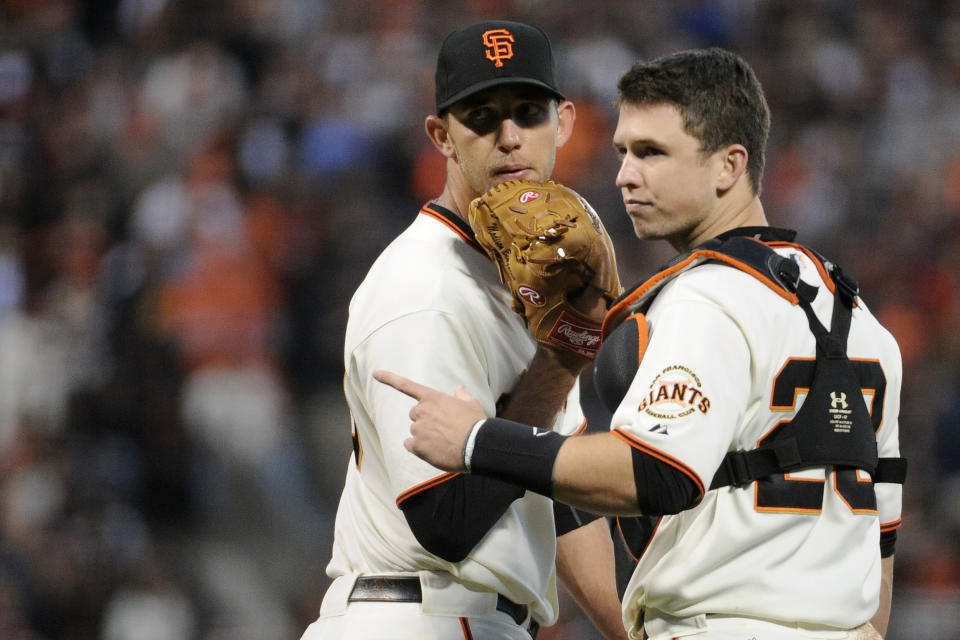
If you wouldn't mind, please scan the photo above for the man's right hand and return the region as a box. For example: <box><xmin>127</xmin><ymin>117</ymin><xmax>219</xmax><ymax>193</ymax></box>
<box><xmin>373</xmin><ymin>370</ymin><xmax>485</xmax><ymax>473</ymax></box>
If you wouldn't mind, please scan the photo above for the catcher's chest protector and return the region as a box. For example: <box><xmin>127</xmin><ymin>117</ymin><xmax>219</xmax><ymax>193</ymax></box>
<box><xmin>594</xmin><ymin>228</ymin><xmax>906</xmax><ymax>487</ymax></box>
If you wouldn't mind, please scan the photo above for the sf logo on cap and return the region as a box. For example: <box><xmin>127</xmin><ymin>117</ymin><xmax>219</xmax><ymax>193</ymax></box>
<box><xmin>483</xmin><ymin>29</ymin><xmax>515</xmax><ymax>68</ymax></box>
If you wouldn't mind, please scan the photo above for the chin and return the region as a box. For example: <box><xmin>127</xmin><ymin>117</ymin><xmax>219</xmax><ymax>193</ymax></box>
<box><xmin>630</xmin><ymin>219</ymin><xmax>657</xmax><ymax>240</ymax></box>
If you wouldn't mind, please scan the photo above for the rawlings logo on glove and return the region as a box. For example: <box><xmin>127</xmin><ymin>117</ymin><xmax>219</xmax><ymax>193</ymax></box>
<box><xmin>468</xmin><ymin>180</ymin><xmax>622</xmax><ymax>359</ymax></box>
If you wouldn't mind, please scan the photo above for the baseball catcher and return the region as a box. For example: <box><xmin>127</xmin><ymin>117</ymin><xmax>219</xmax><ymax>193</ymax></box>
<box><xmin>468</xmin><ymin>180</ymin><xmax>622</xmax><ymax>359</ymax></box>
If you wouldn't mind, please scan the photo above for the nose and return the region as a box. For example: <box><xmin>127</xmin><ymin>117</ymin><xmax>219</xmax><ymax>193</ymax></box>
<box><xmin>496</xmin><ymin>118</ymin><xmax>522</xmax><ymax>151</ymax></box>
<box><xmin>616</xmin><ymin>156</ymin><xmax>639</xmax><ymax>189</ymax></box>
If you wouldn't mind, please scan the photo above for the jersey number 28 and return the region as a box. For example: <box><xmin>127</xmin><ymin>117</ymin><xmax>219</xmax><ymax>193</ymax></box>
<box><xmin>756</xmin><ymin>358</ymin><xmax>885</xmax><ymax>515</ymax></box>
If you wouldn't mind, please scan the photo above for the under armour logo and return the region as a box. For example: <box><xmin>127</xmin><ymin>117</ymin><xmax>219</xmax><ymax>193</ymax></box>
<box><xmin>482</xmin><ymin>29</ymin><xmax>515</xmax><ymax>68</ymax></box>
<box><xmin>830</xmin><ymin>392</ymin><xmax>848</xmax><ymax>409</ymax></box>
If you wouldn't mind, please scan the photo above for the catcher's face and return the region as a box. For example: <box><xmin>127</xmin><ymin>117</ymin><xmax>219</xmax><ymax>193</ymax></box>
<box><xmin>613</xmin><ymin>103</ymin><xmax>746</xmax><ymax>251</ymax></box>
<box><xmin>428</xmin><ymin>86</ymin><xmax>575</xmax><ymax>197</ymax></box>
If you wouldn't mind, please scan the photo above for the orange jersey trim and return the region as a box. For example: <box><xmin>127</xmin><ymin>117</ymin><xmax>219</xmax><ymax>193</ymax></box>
<box><xmin>459</xmin><ymin>617</ymin><xmax>473</xmax><ymax>639</ymax></box>
<box><xmin>419</xmin><ymin>203</ymin><xmax>488</xmax><ymax>258</ymax></box>
<box><xmin>768</xmin><ymin>241</ymin><xmax>862</xmax><ymax>307</ymax></box>
<box><xmin>629</xmin><ymin>313</ymin><xmax>650</xmax><ymax>366</ymax></box>
<box><xmin>603</xmin><ymin>238</ymin><xmax>800</xmax><ymax>338</ymax></box>
<box><xmin>617</xmin><ymin>515</ymin><xmax>662</xmax><ymax>562</ymax></box>
<box><xmin>603</xmin><ymin>237</ymin><xmax>855</xmax><ymax>339</ymax></box>
<box><xmin>612</xmin><ymin>427</ymin><xmax>706</xmax><ymax>496</ymax></box>
<box><xmin>880</xmin><ymin>518</ymin><xmax>902</xmax><ymax>533</ymax></box>
<box><xmin>570</xmin><ymin>418</ymin><xmax>588</xmax><ymax>436</ymax></box>
<box><xmin>769</xmin><ymin>241</ymin><xmax>837</xmax><ymax>295</ymax></box>
<box><xmin>396</xmin><ymin>472</ymin><xmax>461</xmax><ymax>507</ymax></box>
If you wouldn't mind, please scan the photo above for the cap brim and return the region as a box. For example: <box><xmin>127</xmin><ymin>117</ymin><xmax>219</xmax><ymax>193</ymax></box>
<box><xmin>437</xmin><ymin>78</ymin><xmax>566</xmax><ymax>113</ymax></box>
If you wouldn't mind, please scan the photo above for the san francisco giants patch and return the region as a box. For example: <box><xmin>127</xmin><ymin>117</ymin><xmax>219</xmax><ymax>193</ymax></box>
<box><xmin>638</xmin><ymin>364</ymin><xmax>711</xmax><ymax>419</ymax></box>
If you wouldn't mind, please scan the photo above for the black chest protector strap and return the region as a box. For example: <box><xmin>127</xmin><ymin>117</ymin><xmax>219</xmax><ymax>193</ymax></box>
<box><xmin>707</xmin><ymin>247</ymin><xmax>906</xmax><ymax>489</ymax></box>
<box><xmin>596</xmin><ymin>230</ymin><xmax>906</xmax><ymax>488</ymax></box>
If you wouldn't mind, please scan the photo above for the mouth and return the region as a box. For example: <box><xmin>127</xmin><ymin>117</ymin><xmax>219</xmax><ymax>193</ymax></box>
<box><xmin>623</xmin><ymin>199</ymin><xmax>651</xmax><ymax>214</ymax></box>
<box><xmin>494</xmin><ymin>166</ymin><xmax>534</xmax><ymax>182</ymax></box>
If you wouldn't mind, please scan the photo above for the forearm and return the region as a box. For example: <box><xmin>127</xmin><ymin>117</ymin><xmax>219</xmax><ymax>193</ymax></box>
<box><xmin>557</xmin><ymin>518</ymin><xmax>628</xmax><ymax>640</ymax></box>
<box><xmin>552</xmin><ymin>432</ymin><xmax>640</xmax><ymax>514</ymax></box>
<box><xmin>468</xmin><ymin>424</ymin><xmax>642</xmax><ymax>515</ymax></box>
<box><xmin>467</xmin><ymin>422</ymin><xmax>698</xmax><ymax>516</ymax></box>
<box><xmin>383</xmin><ymin>366</ymin><xmax>694</xmax><ymax>517</ymax></box>
<box><xmin>498</xmin><ymin>345</ymin><xmax>589</xmax><ymax>427</ymax></box>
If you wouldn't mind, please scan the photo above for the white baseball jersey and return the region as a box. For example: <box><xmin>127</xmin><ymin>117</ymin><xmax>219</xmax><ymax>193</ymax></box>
<box><xmin>327</xmin><ymin>203</ymin><xmax>586</xmax><ymax>626</ymax></box>
<box><xmin>612</xmin><ymin>239</ymin><xmax>902</xmax><ymax>634</ymax></box>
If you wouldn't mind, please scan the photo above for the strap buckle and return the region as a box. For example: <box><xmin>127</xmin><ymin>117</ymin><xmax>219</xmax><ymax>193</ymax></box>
<box><xmin>828</xmin><ymin>262</ymin><xmax>859</xmax><ymax>305</ymax></box>
<box><xmin>770</xmin><ymin>253</ymin><xmax>801</xmax><ymax>293</ymax></box>
<box><xmin>771</xmin><ymin>438</ymin><xmax>802</xmax><ymax>470</ymax></box>
<box><xmin>712</xmin><ymin>438</ymin><xmax>803</xmax><ymax>490</ymax></box>
<box><xmin>718</xmin><ymin>451</ymin><xmax>753</xmax><ymax>487</ymax></box>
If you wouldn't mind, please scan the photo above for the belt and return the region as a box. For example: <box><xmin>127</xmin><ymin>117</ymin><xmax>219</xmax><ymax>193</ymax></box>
<box><xmin>349</xmin><ymin>576</ymin><xmax>538</xmax><ymax>637</ymax></box>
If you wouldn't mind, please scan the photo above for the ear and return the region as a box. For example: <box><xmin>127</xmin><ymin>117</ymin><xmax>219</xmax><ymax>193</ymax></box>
<box><xmin>555</xmin><ymin>100</ymin><xmax>576</xmax><ymax>149</ymax></box>
<box><xmin>425</xmin><ymin>115</ymin><xmax>457</xmax><ymax>159</ymax></box>
<box><xmin>715</xmin><ymin>144</ymin><xmax>748</xmax><ymax>193</ymax></box>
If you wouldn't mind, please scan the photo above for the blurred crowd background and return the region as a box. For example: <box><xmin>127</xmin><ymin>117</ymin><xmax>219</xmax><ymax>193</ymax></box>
<box><xmin>0</xmin><ymin>0</ymin><xmax>958</xmax><ymax>638</ymax></box>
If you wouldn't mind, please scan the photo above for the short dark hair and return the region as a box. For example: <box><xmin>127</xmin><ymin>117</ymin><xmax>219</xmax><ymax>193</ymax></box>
<box><xmin>616</xmin><ymin>48</ymin><xmax>770</xmax><ymax>195</ymax></box>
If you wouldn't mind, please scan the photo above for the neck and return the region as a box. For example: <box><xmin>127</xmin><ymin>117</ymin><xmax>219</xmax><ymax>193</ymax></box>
<box><xmin>433</xmin><ymin>160</ymin><xmax>475</xmax><ymax>220</ymax></box>
<box><xmin>673</xmin><ymin>195</ymin><xmax>768</xmax><ymax>252</ymax></box>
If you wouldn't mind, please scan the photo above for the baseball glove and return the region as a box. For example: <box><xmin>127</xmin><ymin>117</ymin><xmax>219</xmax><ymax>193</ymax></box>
<box><xmin>468</xmin><ymin>180</ymin><xmax>621</xmax><ymax>359</ymax></box>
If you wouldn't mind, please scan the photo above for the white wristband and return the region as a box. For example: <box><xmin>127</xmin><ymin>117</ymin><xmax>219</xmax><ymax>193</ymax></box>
<box><xmin>462</xmin><ymin>419</ymin><xmax>486</xmax><ymax>473</ymax></box>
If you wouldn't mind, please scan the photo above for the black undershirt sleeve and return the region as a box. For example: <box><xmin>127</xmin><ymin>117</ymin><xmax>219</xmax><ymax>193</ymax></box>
<box><xmin>400</xmin><ymin>474</ymin><xmax>524</xmax><ymax>562</ymax></box>
<box><xmin>879</xmin><ymin>529</ymin><xmax>897</xmax><ymax>558</ymax></box>
<box><xmin>403</xmin><ymin>425</ymin><xmax>699</xmax><ymax>561</ymax></box>
<box><xmin>632</xmin><ymin>447</ymin><xmax>702</xmax><ymax>515</ymax></box>
<box><xmin>399</xmin><ymin>464</ymin><xmax>603</xmax><ymax>559</ymax></box>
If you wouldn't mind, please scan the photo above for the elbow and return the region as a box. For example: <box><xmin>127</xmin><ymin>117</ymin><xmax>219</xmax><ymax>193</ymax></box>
<box><xmin>398</xmin><ymin>474</ymin><xmax>522</xmax><ymax>563</ymax></box>
<box><xmin>402</xmin><ymin>509</ymin><xmax>475</xmax><ymax>562</ymax></box>
<box><xmin>631</xmin><ymin>447</ymin><xmax>703</xmax><ymax>515</ymax></box>
<box><xmin>409</xmin><ymin>525</ymin><xmax>473</xmax><ymax>562</ymax></box>
<box><xmin>639</xmin><ymin>494</ymin><xmax>699</xmax><ymax>516</ymax></box>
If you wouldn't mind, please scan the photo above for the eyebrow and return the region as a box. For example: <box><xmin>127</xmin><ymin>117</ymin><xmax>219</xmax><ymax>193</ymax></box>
<box><xmin>613</xmin><ymin>136</ymin><xmax>662</xmax><ymax>149</ymax></box>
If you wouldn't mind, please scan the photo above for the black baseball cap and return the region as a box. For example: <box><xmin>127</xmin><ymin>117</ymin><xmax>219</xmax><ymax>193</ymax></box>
<box><xmin>435</xmin><ymin>20</ymin><xmax>565</xmax><ymax>114</ymax></box>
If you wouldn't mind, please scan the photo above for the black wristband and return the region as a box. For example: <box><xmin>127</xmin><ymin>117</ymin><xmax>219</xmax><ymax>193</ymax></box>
<box><xmin>469</xmin><ymin>418</ymin><xmax>567</xmax><ymax>497</ymax></box>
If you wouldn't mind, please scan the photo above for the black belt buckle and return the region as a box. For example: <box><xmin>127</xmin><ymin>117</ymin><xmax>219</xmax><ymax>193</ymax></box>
<box><xmin>349</xmin><ymin>576</ymin><xmax>421</xmax><ymax>603</ymax></box>
<box><xmin>349</xmin><ymin>576</ymin><xmax>536</xmax><ymax>636</ymax></box>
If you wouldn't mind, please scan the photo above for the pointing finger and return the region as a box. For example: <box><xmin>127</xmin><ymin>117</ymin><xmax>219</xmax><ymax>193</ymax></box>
<box><xmin>373</xmin><ymin>369</ymin><xmax>429</xmax><ymax>401</ymax></box>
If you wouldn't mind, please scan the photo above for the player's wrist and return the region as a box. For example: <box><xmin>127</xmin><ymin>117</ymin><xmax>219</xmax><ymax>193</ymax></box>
<box><xmin>462</xmin><ymin>419</ymin><xmax>485</xmax><ymax>472</ymax></box>
<box><xmin>568</xmin><ymin>283</ymin><xmax>610</xmax><ymax>325</ymax></box>
<box><xmin>469</xmin><ymin>417</ymin><xmax>567</xmax><ymax>497</ymax></box>
<box><xmin>535</xmin><ymin>342</ymin><xmax>594</xmax><ymax>374</ymax></box>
